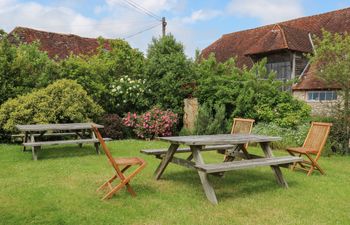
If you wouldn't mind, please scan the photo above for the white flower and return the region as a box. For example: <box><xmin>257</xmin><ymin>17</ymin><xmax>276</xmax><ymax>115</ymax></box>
<box><xmin>128</xmin><ymin>78</ymin><xmax>131</xmax><ymax>81</ymax></box>
<box><xmin>116</xmin><ymin>103</ymin><xmax>120</xmax><ymax>107</ymax></box>
<box><xmin>130</xmin><ymin>80</ymin><xmax>134</xmax><ymax>84</ymax></box>
<box><xmin>111</xmin><ymin>88</ymin><xmax>116</xmax><ymax>93</ymax></box>
<box><xmin>116</xmin><ymin>86</ymin><xmax>121</xmax><ymax>90</ymax></box>
<box><xmin>128</xmin><ymin>87</ymin><xmax>132</xmax><ymax>90</ymax></box>
<box><xmin>120</xmin><ymin>78</ymin><xmax>124</xmax><ymax>82</ymax></box>
<box><xmin>123</xmin><ymin>100</ymin><xmax>127</xmax><ymax>103</ymax></box>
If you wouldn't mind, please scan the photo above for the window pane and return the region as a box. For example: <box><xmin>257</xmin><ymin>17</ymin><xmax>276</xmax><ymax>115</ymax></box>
<box><xmin>333</xmin><ymin>91</ymin><xmax>337</xmax><ymax>100</ymax></box>
<box><xmin>325</xmin><ymin>92</ymin><xmax>332</xmax><ymax>100</ymax></box>
<box><xmin>320</xmin><ymin>92</ymin><xmax>326</xmax><ymax>101</ymax></box>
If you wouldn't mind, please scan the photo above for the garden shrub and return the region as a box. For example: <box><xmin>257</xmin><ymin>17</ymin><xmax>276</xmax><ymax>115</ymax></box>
<box><xmin>0</xmin><ymin>79</ymin><xmax>103</xmax><ymax>133</ymax></box>
<box><xmin>122</xmin><ymin>107</ymin><xmax>178</xmax><ymax>139</ymax></box>
<box><xmin>0</xmin><ymin>34</ymin><xmax>59</xmax><ymax>106</ymax></box>
<box><xmin>59</xmin><ymin>38</ymin><xmax>146</xmax><ymax>114</ymax></box>
<box><xmin>98</xmin><ymin>114</ymin><xmax>129</xmax><ymax>140</ymax></box>
<box><xmin>253</xmin><ymin>122</ymin><xmax>309</xmax><ymax>149</ymax></box>
<box><xmin>194</xmin><ymin>103</ymin><xmax>229</xmax><ymax>135</ymax></box>
<box><xmin>195</xmin><ymin>55</ymin><xmax>311</xmax><ymax>128</ymax></box>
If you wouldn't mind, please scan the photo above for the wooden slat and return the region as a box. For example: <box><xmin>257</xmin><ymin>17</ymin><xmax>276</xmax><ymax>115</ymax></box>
<box><xmin>23</xmin><ymin>138</ymin><xmax>111</xmax><ymax>147</ymax></box>
<box><xmin>158</xmin><ymin>134</ymin><xmax>281</xmax><ymax>145</ymax></box>
<box><xmin>12</xmin><ymin>132</ymin><xmax>77</xmax><ymax>137</ymax></box>
<box><xmin>194</xmin><ymin>156</ymin><xmax>302</xmax><ymax>173</ymax></box>
<box><xmin>16</xmin><ymin>123</ymin><xmax>104</xmax><ymax>132</ymax></box>
<box><xmin>140</xmin><ymin>144</ymin><xmax>234</xmax><ymax>155</ymax></box>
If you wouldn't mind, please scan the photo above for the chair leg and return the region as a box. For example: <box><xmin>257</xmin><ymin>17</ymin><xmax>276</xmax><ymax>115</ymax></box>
<box><xmin>101</xmin><ymin>163</ymin><xmax>146</xmax><ymax>200</ymax></box>
<box><xmin>97</xmin><ymin>175</ymin><xmax>118</xmax><ymax>192</ymax></box>
<box><xmin>305</xmin><ymin>153</ymin><xmax>325</xmax><ymax>175</ymax></box>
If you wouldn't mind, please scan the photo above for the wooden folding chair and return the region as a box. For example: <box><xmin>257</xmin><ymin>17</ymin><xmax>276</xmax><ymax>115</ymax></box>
<box><xmin>224</xmin><ymin>118</ymin><xmax>255</xmax><ymax>161</ymax></box>
<box><xmin>286</xmin><ymin>122</ymin><xmax>332</xmax><ymax>176</ymax></box>
<box><xmin>92</xmin><ymin>125</ymin><xmax>146</xmax><ymax>200</ymax></box>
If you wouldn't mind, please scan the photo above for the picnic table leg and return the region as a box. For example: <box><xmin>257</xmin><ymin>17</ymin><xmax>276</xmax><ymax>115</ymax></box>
<box><xmin>30</xmin><ymin>134</ymin><xmax>39</xmax><ymax>161</ymax></box>
<box><xmin>91</xmin><ymin>129</ymin><xmax>100</xmax><ymax>154</ymax></box>
<box><xmin>190</xmin><ymin>145</ymin><xmax>218</xmax><ymax>205</ymax></box>
<box><xmin>154</xmin><ymin>144</ymin><xmax>179</xmax><ymax>180</ymax></box>
<box><xmin>23</xmin><ymin>132</ymin><xmax>28</xmax><ymax>152</ymax></box>
<box><xmin>260</xmin><ymin>142</ymin><xmax>288</xmax><ymax>188</ymax></box>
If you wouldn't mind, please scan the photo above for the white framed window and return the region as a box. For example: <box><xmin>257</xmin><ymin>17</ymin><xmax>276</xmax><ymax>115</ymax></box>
<box><xmin>307</xmin><ymin>91</ymin><xmax>337</xmax><ymax>101</ymax></box>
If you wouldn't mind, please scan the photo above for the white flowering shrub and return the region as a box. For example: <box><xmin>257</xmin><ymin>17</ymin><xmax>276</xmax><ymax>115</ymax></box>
<box><xmin>109</xmin><ymin>75</ymin><xmax>150</xmax><ymax>113</ymax></box>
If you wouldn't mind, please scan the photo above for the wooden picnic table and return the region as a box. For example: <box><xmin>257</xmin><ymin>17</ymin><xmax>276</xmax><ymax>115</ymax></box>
<box><xmin>141</xmin><ymin>134</ymin><xmax>302</xmax><ymax>204</ymax></box>
<box><xmin>15</xmin><ymin>123</ymin><xmax>110</xmax><ymax>160</ymax></box>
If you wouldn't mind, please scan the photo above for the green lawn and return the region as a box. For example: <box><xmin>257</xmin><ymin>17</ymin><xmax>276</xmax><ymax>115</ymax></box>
<box><xmin>0</xmin><ymin>140</ymin><xmax>349</xmax><ymax>225</ymax></box>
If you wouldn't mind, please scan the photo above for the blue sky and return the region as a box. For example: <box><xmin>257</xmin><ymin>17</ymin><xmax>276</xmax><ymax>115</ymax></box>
<box><xmin>1</xmin><ymin>0</ymin><xmax>350</xmax><ymax>57</ymax></box>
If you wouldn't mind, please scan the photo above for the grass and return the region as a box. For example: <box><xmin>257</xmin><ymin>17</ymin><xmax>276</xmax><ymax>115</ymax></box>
<box><xmin>0</xmin><ymin>140</ymin><xmax>349</xmax><ymax>225</ymax></box>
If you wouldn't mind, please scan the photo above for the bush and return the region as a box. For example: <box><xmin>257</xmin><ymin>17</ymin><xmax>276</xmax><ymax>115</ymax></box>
<box><xmin>0</xmin><ymin>35</ymin><xmax>58</xmax><ymax>106</ymax></box>
<box><xmin>195</xmin><ymin>56</ymin><xmax>311</xmax><ymax>128</ymax></box>
<box><xmin>98</xmin><ymin>114</ymin><xmax>131</xmax><ymax>140</ymax></box>
<box><xmin>194</xmin><ymin>103</ymin><xmax>228</xmax><ymax>135</ymax></box>
<box><xmin>59</xmin><ymin>38</ymin><xmax>145</xmax><ymax>113</ymax></box>
<box><xmin>0</xmin><ymin>79</ymin><xmax>103</xmax><ymax>133</ymax></box>
<box><xmin>253</xmin><ymin>122</ymin><xmax>310</xmax><ymax>149</ymax></box>
<box><xmin>122</xmin><ymin>107</ymin><xmax>178</xmax><ymax>139</ymax></box>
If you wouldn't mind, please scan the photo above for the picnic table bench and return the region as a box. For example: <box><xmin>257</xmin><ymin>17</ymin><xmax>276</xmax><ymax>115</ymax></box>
<box><xmin>141</xmin><ymin>134</ymin><xmax>302</xmax><ymax>204</ymax></box>
<box><xmin>15</xmin><ymin>123</ymin><xmax>111</xmax><ymax>160</ymax></box>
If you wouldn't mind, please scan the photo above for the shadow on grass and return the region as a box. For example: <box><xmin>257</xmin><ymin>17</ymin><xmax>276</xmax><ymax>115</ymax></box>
<box><xmin>27</xmin><ymin>145</ymin><xmax>99</xmax><ymax>160</ymax></box>
<box><xmin>160</xmin><ymin>168</ymin><xmax>299</xmax><ymax>202</ymax></box>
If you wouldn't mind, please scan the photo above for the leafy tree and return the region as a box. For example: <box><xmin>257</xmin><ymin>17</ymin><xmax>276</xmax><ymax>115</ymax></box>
<box><xmin>0</xmin><ymin>35</ymin><xmax>58</xmax><ymax>105</ymax></box>
<box><xmin>195</xmin><ymin>55</ymin><xmax>311</xmax><ymax>128</ymax></box>
<box><xmin>309</xmin><ymin>30</ymin><xmax>350</xmax><ymax>154</ymax></box>
<box><xmin>0</xmin><ymin>79</ymin><xmax>103</xmax><ymax>133</ymax></box>
<box><xmin>59</xmin><ymin>38</ymin><xmax>145</xmax><ymax>114</ymax></box>
<box><xmin>145</xmin><ymin>34</ymin><xmax>196</xmax><ymax>115</ymax></box>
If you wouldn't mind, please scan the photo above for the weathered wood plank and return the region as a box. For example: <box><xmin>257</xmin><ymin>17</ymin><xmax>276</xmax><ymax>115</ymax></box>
<box><xmin>16</xmin><ymin>123</ymin><xmax>104</xmax><ymax>132</ymax></box>
<box><xmin>23</xmin><ymin>138</ymin><xmax>111</xmax><ymax>147</ymax></box>
<box><xmin>191</xmin><ymin>145</ymin><xmax>218</xmax><ymax>205</ymax></box>
<box><xmin>158</xmin><ymin>134</ymin><xmax>281</xmax><ymax>145</ymax></box>
<box><xmin>140</xmin><ymin>144</ymin><xmax>234</xmax><ymax>155</ymax></box>
<box><xmin>260</xmin><ymin>142</ymin><xmax>289</xmax><ymax>188</ymax></box>
<box><xmin>154</xmin><ymin>144</ymin><xmax>179</xmax><ymax>180</ymax></box>
<box><xmin>195</xmin><ymin>156</ymin><xmax>302</xmax><ymax>173</ymax></box>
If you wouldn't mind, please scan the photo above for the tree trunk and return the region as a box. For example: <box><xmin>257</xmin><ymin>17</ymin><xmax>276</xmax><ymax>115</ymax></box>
<box><xmin>344</xmin><ymin>89</ymin><xmax>350</xmax><ymax>155</ymax></box>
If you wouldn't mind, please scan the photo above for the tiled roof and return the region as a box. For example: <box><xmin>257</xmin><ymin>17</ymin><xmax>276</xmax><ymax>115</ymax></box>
<box><xmin>201</xmin><ymin>7</ymin><xmax>350</xmax><ymax>90</ymax></box>
<box><xmin>244</xmin><ymin>24</ymin><xmax>313</xmax><ymax>55</ymax></box>
<box><xmin>292</xmin><ymin>64</ymin><xmax>341</xmax><ymax>90</ymax></box>
<box><xmin>8</xmin><ymin>27</ymin><xmax>110</xmax><ymax>59</ymax></box>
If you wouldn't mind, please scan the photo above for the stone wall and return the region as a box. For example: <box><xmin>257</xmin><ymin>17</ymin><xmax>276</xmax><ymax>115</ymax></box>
<box><xmin>293</xmin><ymin>91</ymin><xmax>339</xmax><ymax>116</ymax></box>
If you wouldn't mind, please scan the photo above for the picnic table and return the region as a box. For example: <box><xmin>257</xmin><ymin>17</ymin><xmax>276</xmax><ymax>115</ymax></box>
<box><xmin>15</xmin><ymin>123</ymin><xmax>111</xmax><ymax>160</ymax></box>
<box><xmin>141</xmin><ymin>134</ymin><xmax>302</xmax><ymax>204</ymax></box>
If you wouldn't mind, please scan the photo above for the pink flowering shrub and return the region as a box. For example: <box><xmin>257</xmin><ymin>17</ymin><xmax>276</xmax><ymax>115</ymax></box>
<box><xmin>123</xmin><ymin>107</ymin><xmax>178</xmax><ymax>139</ymax></box>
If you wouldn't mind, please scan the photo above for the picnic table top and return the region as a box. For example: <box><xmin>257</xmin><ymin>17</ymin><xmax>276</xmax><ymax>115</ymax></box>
<box><xmin>158</xmin><ymin>134</ymin><xmax>281</xmax><ymax>145</ymax></box>
<box><xmin>16</xmin><ymin>123</ymin><xmax>103</xmax><ymax>132</ymax></box>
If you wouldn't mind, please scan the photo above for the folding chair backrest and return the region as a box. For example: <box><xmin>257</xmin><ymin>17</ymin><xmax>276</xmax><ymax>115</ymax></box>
<box><xmin>231</xmin><ymin>118</ymin><xmax>255</xmax><ymax>135</ymax></box>
<box><xmin>303</xmin><ymin>122</ymin><xmax>332</xmax><ymax>157</ymax></box>
<box><xmin>91</xmin><ymin>125</ymin><xmax>122</xmax><ymax>173</ymax></box>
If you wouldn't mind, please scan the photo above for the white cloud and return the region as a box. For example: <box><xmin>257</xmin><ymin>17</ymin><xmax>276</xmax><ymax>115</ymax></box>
<box><xmin>0</xmin><ymin>0</ymin><xmax>202</xmax><ymax>57</ymax></box>
<box><xmin>227</xmin><ymin>0</ymin><xmax>304</xmax><ymax>24</ymax></box>
<box><xmin>106</xmin><ymin>0</ymin><xmax>180</xmax><ymax>14</ymax></box>
<box><xmin>182</xmin><ymin>9</ymin><xmax>221</xmax><ymax>24</ymax></box>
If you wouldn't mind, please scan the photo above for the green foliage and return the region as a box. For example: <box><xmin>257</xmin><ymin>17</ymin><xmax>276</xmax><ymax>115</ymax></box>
<box><xmin>309</xmin><ymin>30</ymin><xmax>350</xmax><ymax>154</ymax></box>
<box><xmin>145</xmin><ymin>34</ymin><xmax>196</xmax><ymax>115</ymax></box>
<box><xmin>59</xmin><ymin>39</ymin><xmax>145</xmax><ymax>113</ymax></box>
<box><xmin>253</xmin><ymin>122</ymin><xmax>309</xmax><ymax>150</ymax></box>
<box><xmin>0</xmin><ymin>36</ymin><xmax>58</xmax><ymax>105</ymax></box>
<box><xmin>0</xmin><ymin>79</ymin><xmax>103</xmax><ymax>132</ymax></box>
<box><xmin>195</xmin><ymin>55</ymin><xmax>311</xmax><ymax>128</ymax></box>
<box><xmin>194</xmin><ymin>103</ymin><xmax>228</xmax><ymax>135</ymax></box>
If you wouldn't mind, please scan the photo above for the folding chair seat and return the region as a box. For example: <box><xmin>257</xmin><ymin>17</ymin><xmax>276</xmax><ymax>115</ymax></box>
<box><xmin>92</xmin><ymin>125</ymin><xmax>147</xmax><ymax>200</ymax></box>
<box><xmin>286</xmin><ymin>122</ymin><xmax>332</xmax><ymax>176</ymax></box>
